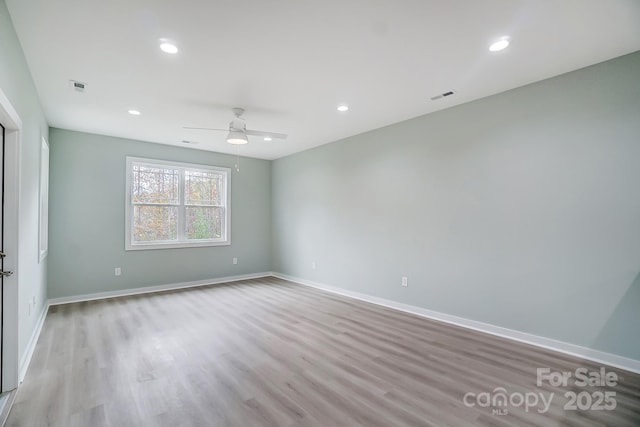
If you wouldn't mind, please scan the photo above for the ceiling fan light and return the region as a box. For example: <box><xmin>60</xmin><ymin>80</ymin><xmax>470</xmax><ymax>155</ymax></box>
<box><xmin>227</xmin><ymin>130</ymin><xmax>248</xmax><ymax>145</ymax></box>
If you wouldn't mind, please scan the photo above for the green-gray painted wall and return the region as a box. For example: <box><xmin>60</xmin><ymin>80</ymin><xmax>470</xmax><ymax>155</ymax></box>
<box><xmin>48</xmin><ymin>129</ymin><xmax>272</xmax><ymax>298</ymax></box>
<box><xmin>272</xmin><ymin>51</ymin><xmax>640</xmax><ymax>360</ymax></box>
<box><xmin>0</xmin><ymin>0</ymin><xmax>49</xmax><ymax>364</ymax></box>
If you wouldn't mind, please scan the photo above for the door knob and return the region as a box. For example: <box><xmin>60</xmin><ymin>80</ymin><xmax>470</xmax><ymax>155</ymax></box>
<box><xmin>0</xmin><ymin>271</ymin><xmax>13</xmax><ymax>277</ymax></box>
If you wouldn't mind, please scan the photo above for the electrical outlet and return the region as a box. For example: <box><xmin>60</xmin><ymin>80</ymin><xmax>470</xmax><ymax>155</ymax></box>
<box><xmin>311</xmin><ymin>261</ymin><xmax>316</xmax><ymax>270</ymax></box>
<box><xmin>115</xmin><ymin>267</ymin><xmax>121</xmax><ymax>276</ymax></box>
<box><xmin>401</xmin><ymin>276</ymin><xmax>408</xmax><ymax>287</ymax></box>
<box><xmin>233</xmin><ymin>257</ymin><xmax>238</xmax><ymax>265</ymax></box>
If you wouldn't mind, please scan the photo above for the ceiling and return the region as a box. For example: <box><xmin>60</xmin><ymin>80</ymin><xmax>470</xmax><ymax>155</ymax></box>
<box><xmin>7</xmin><ymin>0</ymin><xmax>640</xmax><ymax>160</ymax></box>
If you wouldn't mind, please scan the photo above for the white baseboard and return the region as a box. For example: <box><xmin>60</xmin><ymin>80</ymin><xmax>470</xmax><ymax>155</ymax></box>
<box><xmin>40</xmin><ymin>271</ymin><xmax>640</xmax><ymax>375</ymax></box>
<box><xmin>272</xmin><ymin>272</ymin><xmax>640</xmax><ymax>374</ymax></box>
<box><xmin>19</xmin><ymin>303</ymin><xmax>49</xmax><ymax>383</ymax></box>
<box><xmin>48</xmin><ymin>272</ymin><xmax>272</xmax><ymax>306</ymax></box>
<box><xmin>17</xmin><ymin>273</ymin><xmax>270</xmax><ymax>385</ymax></box>
<box><xmin>0</xmin><ymin>389</ymin><xmax>17</xmax><ymax>427</ymax></box>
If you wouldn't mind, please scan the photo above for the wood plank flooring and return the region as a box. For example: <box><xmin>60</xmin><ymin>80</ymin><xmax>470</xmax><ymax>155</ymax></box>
<box><xmin>6</xmin><ymin>277</ymin><xmax>640</xmax><ymax>426</ymax></box>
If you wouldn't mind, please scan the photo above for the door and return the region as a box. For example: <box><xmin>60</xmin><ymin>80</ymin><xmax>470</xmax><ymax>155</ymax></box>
<box><xmin>0</xmin><ymin>89</ymin><xmax>20</xmax><ymax>392</ymax></box>
<box><xmin>0</xmin><ymin>122</ymin><xmax>5</xmax><ymax>387</ymax></box>
<box><xmin>0</xmin><ymin>122</ymin><xmax>13</xmax><ymax>388</ymax></box>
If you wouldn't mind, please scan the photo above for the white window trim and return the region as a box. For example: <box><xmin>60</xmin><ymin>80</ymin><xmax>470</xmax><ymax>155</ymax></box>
<box><xmin>125</xmin><ymin>156</ymin><xmax>231</xmax><ymax>250</ymax></box>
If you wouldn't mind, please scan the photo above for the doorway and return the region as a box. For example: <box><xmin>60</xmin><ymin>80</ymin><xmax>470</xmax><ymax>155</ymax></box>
<box><xmin>1</xmin><ymin>122</ymin><xmax>5</xmax><ymax>387</ymax></box>
<box><xmin>0</xmin><ymin>87</ymin><xmax>21</xmax><ymax>393</ymax></box>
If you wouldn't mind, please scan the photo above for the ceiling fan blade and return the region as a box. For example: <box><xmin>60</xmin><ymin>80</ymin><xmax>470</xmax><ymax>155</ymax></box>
<box><xmin>182</xmin><ymin>126</ymin><xmax>228</xmax><ymax>132</ymax></box>
<box><xmin>245</xmin><ymin>129</ymin><xmax>288</xmax><ymax>140</ymax></box>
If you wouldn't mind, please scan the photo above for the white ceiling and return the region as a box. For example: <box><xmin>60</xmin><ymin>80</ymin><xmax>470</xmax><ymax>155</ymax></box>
<box><xmin>7</xmin><ymin>0</ymin><xmax>640</xmax><ymax>160</ymax></box>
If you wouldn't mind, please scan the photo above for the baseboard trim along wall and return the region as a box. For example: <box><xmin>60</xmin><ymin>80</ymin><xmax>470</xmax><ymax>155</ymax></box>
<box><xmin>0</xmin><ymin>389</ymin><xmax>18</xmax><ymax>427</ymax></box>
<box><xmin>19</xmin><ymin>272</ymin><xmax>271</xmax><ymax>391</ymax></box>
<box><xmin>48</xmin><ymin>272</ymin><xmax>273</xmax><ymax>306</ymax></box>
<box><xmin>32</xmin><ymin>271</ymin><xmax>639</xmax><ymax>378</ymax></box>
<box><xmin>272</xmin><ymin>272</ymin><xmax>640</xmax><ymax>374</ymax></box>
<box><xmin>20</xmin><ymin>303</ymin><xmax>49</xmax><ymax>383</ymax></box>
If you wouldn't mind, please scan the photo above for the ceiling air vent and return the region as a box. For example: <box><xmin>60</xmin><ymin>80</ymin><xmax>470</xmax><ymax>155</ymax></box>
<box><xmin>69</xmin><ymin>80</ymin><xmax>86</xmax><ymax>92</ymax></box>
<box><xmin>430</xmin><ymin>90</ymin><xmax>456</xmax><ymax>101</ymax></box>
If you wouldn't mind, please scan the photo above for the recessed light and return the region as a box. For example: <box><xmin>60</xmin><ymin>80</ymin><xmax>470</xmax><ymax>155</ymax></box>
<box><xmin>337</xmin><ymin>105</ymin><xmax>349</xmax><ymax>112</ymax></box>
<box><xmin>489</xmin><ymin>38</ymin><xmax>510</xmax><ymax>52</ymax></box>
<box><xmin>160</xmin><ymin>42</ymin><xmax>178</xmax><ymax>54</ymax></box>
<box><xmin>264</xmin><ymin>136</ymin><xmax>273</xmax><ymax>141</ymax></box>
<box><xmin>128</xmin><ymin>109</ymin><xmax>141</xmax><ymax>116</ymax></box>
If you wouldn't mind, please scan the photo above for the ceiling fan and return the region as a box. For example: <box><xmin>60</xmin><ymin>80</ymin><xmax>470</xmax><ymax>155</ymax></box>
<box><xmin>183</xmin><ymin>107</ymin><xmax>288</xmax><ymax>145</ymax></box>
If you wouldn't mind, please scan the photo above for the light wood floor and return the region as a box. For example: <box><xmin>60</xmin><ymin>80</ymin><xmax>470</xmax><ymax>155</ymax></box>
<box><xmin>7</xmin><ymin>277</ymin><xmax>640</xmax><ymax>426</ymax></box>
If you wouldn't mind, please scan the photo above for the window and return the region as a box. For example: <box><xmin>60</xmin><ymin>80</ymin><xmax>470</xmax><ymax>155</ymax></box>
<box><xmin>125</xmin><ymin>157</ymin><xmax>230</xmax><ymax>250</ymax></box>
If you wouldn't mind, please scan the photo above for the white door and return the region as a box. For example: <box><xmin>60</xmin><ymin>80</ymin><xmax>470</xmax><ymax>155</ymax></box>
<box><xmin>0</xmin><ymin>89</ymin><xmax>20</xmax><ymax>392</ymax></box>
<box><xmin>0</xmin><ymin>123</ymin><xmax>7</xmax><ymax>384</ymax></box>
<box><xmin>1</xmin><ymin>122</ymin><xmax>15</xmax><ymax>391</ymax></box>
<box><xmin>0</xmin><ymin>123</ymin><xmax>6</xmax><ymax>387</ymax></box>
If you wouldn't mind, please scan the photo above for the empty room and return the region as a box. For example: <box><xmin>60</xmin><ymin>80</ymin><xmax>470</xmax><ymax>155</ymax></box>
<box><xmin>0</xmin><ymin>0</ymin><xmax>639</xmax><ymax>426</ymax></box>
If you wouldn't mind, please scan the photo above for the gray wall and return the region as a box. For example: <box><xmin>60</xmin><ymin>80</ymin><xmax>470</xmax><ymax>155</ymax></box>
<box><xmin>0</xmin><ymin>0</ymin><xmax>49</xmax><ymax>364</ymax></box>
<box><xmin>48</xmin><ymin>128</ymin><xmax>271</xmax><ymax>298</ymax></box>
<box><xmin>272</xmin><ymin>51</ymin><xmax>640</xmax><ymax>360</ymax></box>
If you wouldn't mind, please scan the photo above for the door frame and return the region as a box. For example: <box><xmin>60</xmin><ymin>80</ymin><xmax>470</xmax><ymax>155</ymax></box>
<box><xmin>0</xmin><ymin>86</ymin><xmax>21</xmax><ymax>392</ymax></box>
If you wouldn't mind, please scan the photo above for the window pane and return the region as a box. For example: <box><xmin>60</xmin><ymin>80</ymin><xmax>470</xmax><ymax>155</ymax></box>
<box><xmin>133</xmin><ymin>205</ymin><xmax>178</xmax><ymax>242</ymax></box>
<box><xmin>185</xmin><ymin>169</ymin><xmax>221</xmax><ymax>206</ymax></box>
<box><xmin>186</xmin><ymin>206</ymin><xmax>222</xmax><ymax>240</ymax></box>
<box><xmin>132</xmin><ymin>164</ymin><xmax>179</xmax><ymax>204</ymax></box>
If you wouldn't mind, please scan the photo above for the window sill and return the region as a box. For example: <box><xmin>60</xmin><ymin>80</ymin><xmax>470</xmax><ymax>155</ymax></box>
<box><xmin>125</xmin><ymin>240</ymin><xmax>231</xmax><ymax>251</ymax></box>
